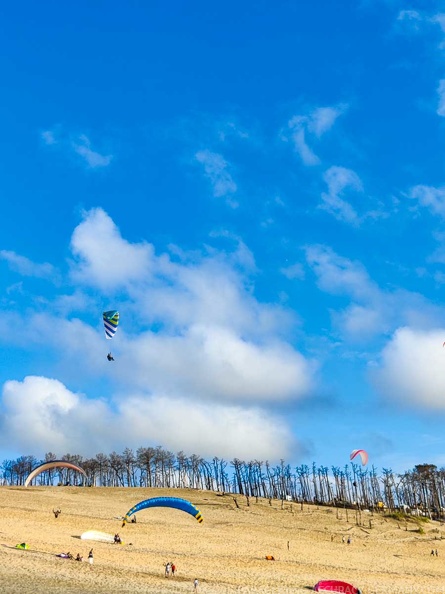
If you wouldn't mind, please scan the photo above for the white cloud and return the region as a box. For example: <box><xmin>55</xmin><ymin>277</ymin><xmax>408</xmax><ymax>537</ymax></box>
<box><xmin>40</xmin><ymin>128</ymin><xmax>112</xmax><ymax>168</ymax></box>
<box><xmin>0</xmin><ymin>312</ymin><xmax>101</xmax><ymax>359</ymax></box>
<box><xmin>437</xmin><ymin>80</ymin><xmax>445</xmax><ymax>117</ymax></box>
<box><xmin>217</xmin><ymin>120</ymin><xmax>249</xmax><ymax>142</ymax></box>
<box><xmin>410</xmin><ymin>184</ymin><xmax>445</xmax><ymax>216</ymax></box>
<box><xmin>320</xmin><ymin>166</ymin><xmax>363</xmax><ymax>224</ymax></box>
<box><xmin>70</xmin><ymin>207</ymin><xmax>154</xmax><ymax>290</ymax></box>
<box><xmin>0</xmin><ymin>250</ymin><xmax>59</xmax><ymax>281</ymax></box>
<box><xmin>286</xmin><ymin>105</ymin><xmax>346</xmax><ymax>166</ymax></box>
<box><xmin>72</xmin><ymin>134</ymin><xmax>112</xmax><ymax>168</ymax></box>
<box><xmin>130</xmin><ymin>252</ymin><xmax>295</xmax><ymax>340</ymax></box>
<box><xmin>338</xmin><ymin>304</ymin><xmax>385</xmax><ymax>337</ymax></box>
<box><xmin>431</xmin><ymin>13</ymin><xmax>445</xmax><ymax>33</ymax></box>
<box><xmin>41</xmin><ymin>130</ymin><xmax>57</xmax><ymax>145</ymax></box>
<box><xmin>308</xmin><ymin>106</ymin><xmax>345</xmax><ymax>137</ymax></box>
<box><xmin>120</xmin><ymin>394</ymin><xmax>298</xmax><ymax>460</ymax></box>
<box><xmin>289</xmin><ymin>125</ymin><xmax>320</xmax><ymax>166</ymax></box>
<box><xmin>305</xmin><ymin>245</ymin><xmax>442</xmax><ymax>341</ymax></box>
<box><xmin>0</xmin><ymin>208</ymin><xmax>315</xmax><ymax>417</ymax></box>
<box><xmin>207</xmin><ymin>229</ymin><xmax>257</xmax><ymax>272</ymax></box>
<box><xmin>396</xmin><ymin>10</ymin><xmax>445</xmax><ymax>34</ymax></box>
<box><xmin>0</xmin><ymin>376</ymin><xmax>300</xmax><ymax>461</ymax></box>
<box><xmin>281</xmin><ymin>263</ymin><xmax>305</xmax><ymax>280</ymax></box>
<box><xmin>372</xmin><ymin>327</ymin><xmax>445</xmax><ymax>410</ymax></box>
<box><xmin>397</xmin><ymin>9</ymin><xmax>422</xmax><ymax>23</ymax></box>
<box><xmin>393</xmin><ymin>12</ymin><xmax>445</xmax><ymax>115</ymax></box>
<box><xmin>116</xmin><ymin>324</ymin><xmax>313</xmax><ymax>403</ymax></box>
<box><xmin>305</xmin><ymin>245</ymin><xmax>385</xmax><ymax>339</ymax></box>
<box><xmin>195</xmin><ymin>149</ymin><xmax>238</xmax><ymax>206</ymax></box>
<box><xmin>305</xmin><ymin>245</ymin><xmax>375</xmax><ymax>301</ymax></box>
<box><xmin>0</xmin><ymin>207</ymin><xmax>318</xmax><ymax>465</ymax></box>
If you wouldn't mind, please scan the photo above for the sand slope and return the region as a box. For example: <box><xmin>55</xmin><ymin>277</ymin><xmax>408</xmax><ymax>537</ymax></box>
<box><xmin>1</xmin><ymin>486</ymin><xmax>444</xmax><ymax>593</ymax></box>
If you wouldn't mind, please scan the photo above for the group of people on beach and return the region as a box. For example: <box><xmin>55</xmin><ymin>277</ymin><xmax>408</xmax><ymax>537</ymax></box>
<box><xmin>57</xmin><ymin>549</ymin><xmax>93</xmax><ymax>564</ymax></box>
<box><xmin>164</xmin><ymin>563</ymin><xmax>198</xmax><ymax>590</ymax></box>
<box><xmin>164</xmin><ymin>561</ymin><xmax>176</xmax><ymax>577</ymax></box>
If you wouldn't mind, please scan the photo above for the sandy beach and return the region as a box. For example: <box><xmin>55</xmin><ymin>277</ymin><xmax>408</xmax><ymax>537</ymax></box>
<box><xmin>1</xmin><ymin>486</ymin><xmax>444</xmax><ymax>594</ymax></box>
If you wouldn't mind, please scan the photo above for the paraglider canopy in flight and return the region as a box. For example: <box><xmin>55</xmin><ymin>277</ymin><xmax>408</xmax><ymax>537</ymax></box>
<box><xmin>350</xmin><ymin>449</ymin><xmax>368</xmax><ymax>466</ymax></box>
<box><xmin>103</xmin><ymin>310</ymin><xmax>119</xmax><ymax>339</ymax></box>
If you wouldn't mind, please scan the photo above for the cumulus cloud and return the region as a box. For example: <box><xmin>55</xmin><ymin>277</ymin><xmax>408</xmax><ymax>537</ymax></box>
<box><xmin>320</xmin><ymin>166</ymin><xmax>363</xmax><ymax>224</ymax></box>
<box><xmin>0</xmin><ymin>206</ymin><xmax>315</xmax><ymax>465</ymax></box>
<box><xmin>0</xmin><ymin>308</ymin><xmax>312</xmax><ymax>407</ymax></box>
<box><xmin>0</xmin><ymin>250</ymin><xmax>59</xmax><ymax>281</ymax></box>
<box><xmin>195</xmin><ymin>149</ymin><xmax>238</xmax><ymax>206</ymax></box>
<box><xmin>135</xmin><ymin>255</ymin><xmax>292</xmax><ymax>338</ymax></box>
<box><xmin>0</xmin><ymin>312</ymin><xmax>101</xmax><ymax>361</ymax></box>
<box><xmin>0</xmin><ymin>376</ymin><xmax>300</xmax><ymax>460</ymax></box>
<box><xmin>70</xmin><ymin>207</ymin><xmax>154</xmax><ymax>290</ymax></box>
<box><xmin>0</xmin><ymin>376</ymin><xmax>114</xmax><ymax>453</ymax></box>
<box><xmin>372</xmin><ymin>327</ymin><xmax>445</xmax><ymax>410</ymax></box>
<box><xmin>286</xmin><ymin>104</ymin><xmax>346</xmax><ymax>166</ymax></box>
<box><xmin>119</xmin><ymin>393</ymin><xmax>298</xmax><ymax>460</ymax></box>
<box><xmin>116</xmin><ymin>325</ymin><xmax>313</xmax><ymax>402</ymax></box>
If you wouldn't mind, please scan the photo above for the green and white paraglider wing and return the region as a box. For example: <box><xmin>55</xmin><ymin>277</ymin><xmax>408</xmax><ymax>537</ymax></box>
<box><xmin>103</xmin><ymin>310</ymin><xmax>119</xmax><ymax>339</ymax></box>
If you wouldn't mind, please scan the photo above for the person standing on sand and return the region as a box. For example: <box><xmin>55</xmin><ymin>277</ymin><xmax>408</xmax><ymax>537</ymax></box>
<box><xmin>194</xmin><ymin>578</ymin><xmax>199</xmax><ymax>591</ymax></box>
<box><xmin>171</xmin><ymin>562</ymin><xmax>176</xmax><ymax>576</ymax></box>
<box><xmin>165</xmin><ymin>562</ymin><xmax>171</xmax><ymax>577</ymax></box>
<box><xmin>88</xmin><ymin>549</ymin><xmax>94</xmax><ymax>565</ymax></box>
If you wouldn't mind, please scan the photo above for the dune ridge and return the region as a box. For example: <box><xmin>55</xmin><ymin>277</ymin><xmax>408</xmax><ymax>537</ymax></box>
<box><xmin>1</xmin><ymin>486</ymin><xmax>444</xmax><ymax>593</ymax></box>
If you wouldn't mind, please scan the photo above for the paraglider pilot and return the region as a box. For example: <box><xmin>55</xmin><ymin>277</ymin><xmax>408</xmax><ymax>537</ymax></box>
<box><xmin>107</xmin><ymin>352</ymin><xmax>114</xmax><ymax>361</ymax></box>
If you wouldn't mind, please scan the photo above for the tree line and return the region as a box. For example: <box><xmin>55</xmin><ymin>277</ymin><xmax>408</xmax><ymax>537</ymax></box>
<box><xmin>2</xmin><ymin>447</ymin><xmax>445</xmax><ymax>518</ymax></box>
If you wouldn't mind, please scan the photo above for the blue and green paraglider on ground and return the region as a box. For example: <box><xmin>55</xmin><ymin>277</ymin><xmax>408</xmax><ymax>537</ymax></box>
<box><xmin>121</xmin><ymin>496</ymin><xmax>203</xmax><ymax>527</ymax></box>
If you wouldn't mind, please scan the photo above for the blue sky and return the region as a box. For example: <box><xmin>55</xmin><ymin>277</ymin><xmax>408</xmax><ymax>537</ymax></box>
<box><xmin>2</xmin><ymin>0</ymin><xmax>445</xmax><ymax>473</ymax></box>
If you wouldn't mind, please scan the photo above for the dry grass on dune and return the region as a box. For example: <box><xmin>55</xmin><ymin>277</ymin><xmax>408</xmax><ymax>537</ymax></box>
<box><xmin>1</xmin><ymin>486</ymin><xmax>445</xmax><ymax>593</ymax></box>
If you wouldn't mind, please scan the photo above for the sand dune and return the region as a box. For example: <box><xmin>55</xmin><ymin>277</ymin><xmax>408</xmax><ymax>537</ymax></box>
<box><xmin>1</xmin><ymin>486</ymin><xmax>444</xmax><ymax>593</ymax></box>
